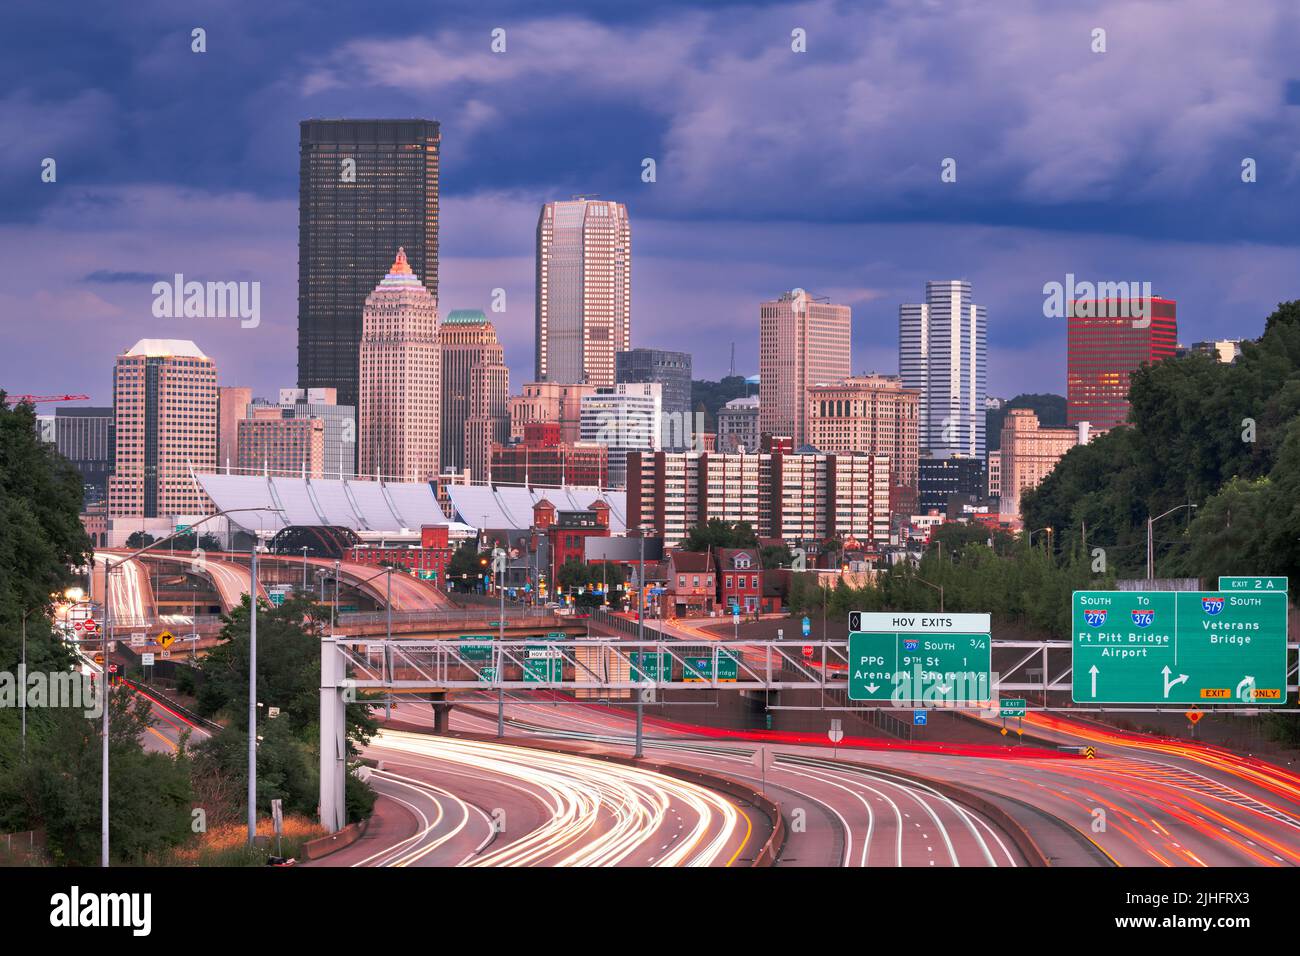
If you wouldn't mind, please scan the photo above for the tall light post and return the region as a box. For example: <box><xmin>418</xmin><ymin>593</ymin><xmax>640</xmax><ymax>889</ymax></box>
<box><xmin>634</xmin><ymin>525</ymin><xmax>656</xmax><ymax>759</ymax></box>
<box><xmin>1147</xmin><ymin>504</ymin><xmax>1196</xmax><ymax>580</ymax></box>
<box><xmin>247</xmin><ymin>540</ymin><xmax>260</xmax><ymax>846</ymax></box>
<box><xmin>1028</xmin><ymin>526</ymin><xmax>1053</xmax><ymax>549</ymax></box>
<box><xmin>100</xmin><ymin>505</ymin><xmax>278</xmax><ymax>866</ymax></box>
<box><xmin>915</xmin><ymin>574</ymin><xmax>944</xmax><ymax>612</ymax></box>
<box><xmin>300</xmin><ymin>546</ymin><xmax>310</xmax><ymax>593</ymax></box>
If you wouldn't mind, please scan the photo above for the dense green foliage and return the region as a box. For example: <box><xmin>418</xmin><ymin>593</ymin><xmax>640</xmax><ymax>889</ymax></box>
<box><xmin>0</xmin><ymin>394</ymin><xmax>195</xmax><ymax>863</ymax></box>
<box><xmin>679</xmin><ymin>519</ymin><xmax>759</xmax><ymax>552</ymax></box>
<box><xmin>191</xmin><ymin>594</ymin><xmax>376</xmax><ymax>825</ymax></box>
<box><xmin>446</xmin><ymin>541</ymin><xmax>489</xmax><ymax>591</ymax></box>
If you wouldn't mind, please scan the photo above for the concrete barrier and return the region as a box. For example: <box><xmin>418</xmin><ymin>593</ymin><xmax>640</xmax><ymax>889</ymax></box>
<box><xmin>302</xmin><ymin>819</ymin><xmax>368</xmax><ymax>860</ymax></box>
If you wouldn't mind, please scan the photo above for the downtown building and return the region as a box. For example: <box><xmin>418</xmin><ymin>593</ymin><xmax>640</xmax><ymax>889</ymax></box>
<box><xmin>900</xmin><ymin>280</ymin><xmax>988</xmax><ymax>459</ymax></box>
<box><xmin>107</xmin><ymin>339</ymin><xmax>216</xmax><ymax>518</ymax></box>
<box><xmin>616</xmin><ymin>348</ymin><xmax>694</xmax><ymax>449</ymax></box>
<box><xmin>579</xmin><ymin>382</ymin><xmax>662</xmax><ymax>488</ymax></box>
<box><xmin>237</xmin><ymin>406</ymin><xmax>326</xmax><ymax>478</ymax></box>
<box><xmin>806</xmin><ymin>374</ymin><xmax>920</xmax><ymax>516</ymax></box>
<box><xmin>440</xmin><ymin>310</ymin><xmax>509</xmax><ymax>482</ymax></box>
<box><xmin>509</xmin><ymin>381</ymin><xmax>598</xmax><ymax>445</ymax></box>
<box><xmin>298</xmin><ymin>118</ymin><xmax>441</xmax><ymax>427</ymax></box>
<box><xmin>536</xmin><ymin>198</ymin><xmax>631</xmax><ymax>386</ymax></box>
<box><xmin>36</xmin><ymin>406</ymin><xmax>114</xmax><ymax>509</ymax></box>
<box><xmin>490</xmin><ymin>422</ymin><xmax>609</xmax><ymax>488</ymax></box>
<box><xmin>1067</xmin><ymin>296</ymin><xmax>1177</xmax><ymax>431</ymax></box>
<box><xmin>998</xmin><ymin>409</ymin><xmax>1084</xmax><ymax>521</ymax></box>
<box><xmin>627</xmin><ymin>450</ymin><xmax>890</xmax><ymax>550</ymax></box>
<box><xmin>759</xmin><ymin>289</ymin><xmax>852</xmax><ymax>449</ymax></box>
<box><xmin>716</xmin><ymin>395</ymin><xmax>760</xmax><ymax>453</ymax></box>
<box><xmin>358</xmin><ymin>248</ymin><xmax>440</xmax><ymax>482</ymax></box>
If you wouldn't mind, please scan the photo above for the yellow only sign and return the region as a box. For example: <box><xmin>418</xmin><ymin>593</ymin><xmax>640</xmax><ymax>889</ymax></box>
<box><xmin>158</xmin><ymin>631</ymin><xmax>176</xmax><ymax>649</ymax></box>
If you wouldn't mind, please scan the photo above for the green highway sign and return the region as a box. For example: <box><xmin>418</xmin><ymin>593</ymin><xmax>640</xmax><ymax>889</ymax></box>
<box><xmin>1072</xmin><ymin>590</ymin><xmax>1288</xmax><ymax>704</ymax></box>
<box><xmin>1000</xmin><ymin>698</ymin><xmax>1027</xmax><ymax>718</ymax></box>
<box><xmin>629</xmin><ymin>651</ymin><xmax>672</xmax><ymax>682</ymax></box>
<box><xmin>847</xmin><ymin>612</ymin><xmax>992</xmax><ymax>704</ymax></box>
<box><xmin>683</xmin><ymin>650</ymin><xmax>740</xmax><ymax>682</ymax></box>
<box><xmin>1218</xmin><ymin>576</ymin><xmax>1288</xmax><ymax>593</ymax></box>
<box><xmin>546</xmin><ymin>631</ymin><xmax>568</xmax><ymax>640</ymax></box>
<box><xmin>477</xmin><ymin>667</ymin><xmax>497</xmax><ymax>683</ymax></box>
<box><xmin>523</xmin><ymin>646</ymin><xmax>564</xmax><ymax>683</ymax></box>
<box><xmin>458</xmin><ymin>638</ymin><xmax>494</xmax><ymax>662</ymax></box>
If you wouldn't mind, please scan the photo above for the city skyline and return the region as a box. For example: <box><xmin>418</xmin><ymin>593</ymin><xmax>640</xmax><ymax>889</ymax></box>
<box><xmin>6</xmin><ymin>2</ymin><xmax>1298</xmax><ymax>406</ymax></box>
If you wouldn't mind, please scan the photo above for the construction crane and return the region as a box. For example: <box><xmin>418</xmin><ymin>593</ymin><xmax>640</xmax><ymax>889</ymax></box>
<box><xmin>1</xmin><ymin>393</ymin><xmax>91</xmax><ymax>406</ymax></box>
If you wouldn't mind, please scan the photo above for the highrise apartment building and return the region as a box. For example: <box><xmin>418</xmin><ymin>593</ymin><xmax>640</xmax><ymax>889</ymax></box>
<box><xmin>759</xmin><ymin>289</ymin><xmax>851</xmax><ymax>448</ymax></box>
<box><xmin>627</xmin><ymin>450</ymin><xmax>890</xmax><ymax>549</ymax></box>
<box><xmin>217</xmin><ymin>386</ymin><xmax>251</xmax><ymax>473</ymax></box>
<box><xmin>717</xmin><ymin>395</ymin><xmax>760</xmax><ymax>453</ymax></box>
<box><xmin>440</xmin><ymin>310</ymin><xmax>509</xmax><ymax>481</ymax></box>
<box><xmin>237</xmin><ymin>407</ymin><xmax>326</xmax><ymax>478</ymax></box>
<box><xmin>535</xmin><ymin>198</ymin><xmax>631</xmax><ymax>385</ymax></box>
<box><xmin>1066</xmin><ymin>296</ymin><xmax>1177</xmax><ymax>431</ymax></box>
<box><xmin>358</xmin><ymin>248</ymin><xmax>440</xmax><ymax>481</ymax></box>
<box><xmin>107</xmin><ymin>339</ymin><xmax>217</xmax><ymax>518</ymax></box>
<box><xmin>298</xmin><ymin>118</ymin><xmax>441</xmax><ymax>420</ymax></box>
<box><xmin>900</xmin><ymin>280</ymin><xmax>987</xmax><ymax>459</ymax></box>
<box><xmin>807</xmin><ymin>374</ymin><xmax>919</xmax><ymax>515</ymax></box>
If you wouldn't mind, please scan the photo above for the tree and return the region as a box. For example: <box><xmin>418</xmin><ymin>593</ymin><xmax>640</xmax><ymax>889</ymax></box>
<box><xmin>680</xmin><ymin>519</ymin><xmax>757</xmax><ymax>552</ymax></box>
<box><xmin>760</xmin><ymin>543</ymin><xmax>793</xmax><ymax>569</ymax></box>
<box><xmin>126</xmin><ymin>531</ymin><xmax>156</xmax><ymax>549</ymax></box>
<box><xmin>986</xmin><ymin>394</ymin><xmax>1067</xmax><ymax>451</ymax></box>
<box><xmin>446</xmin><ymin>541</ymin><xmax>488</xmax><ymax>592</ymax></box>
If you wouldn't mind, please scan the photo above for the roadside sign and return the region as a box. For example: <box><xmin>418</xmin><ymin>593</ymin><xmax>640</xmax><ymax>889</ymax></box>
<box><xmin>1071</xmin><ymin>590</ymin><xmax>1288</xmax><ymax>704</ymax></box>
<box><xmin>142</xmin><ymin>653</ymin><xmax>155</xmax><ymax>666</ymax></box>
<box><xmin>1083</xmin><ymin>746</ymin><xmax>1097</xmax><ymax>759</ymax></box>
<box><xmin>683</xmin><ymin>650</ymin><xmax>740</xmax><ymax>682</ymax></box>
<box><xmin>107</xmin><ymin>641</ymin><xmax>116</xmax><ymax>653</ymax></box>
<box><xmin>828</xmin><ymin>719</ymin><xmax>844</xmax><ymax>743</ymax></box>
<box><xmin>629</xmin><ymin>651</ymin><xmax>672</xmax><ymax>682</ymax></box>
<box><xmin>1218</xmin><ymin>576</ymin><xmax>1287</xmax><ymax>593</ymax></box>
<box><xmin>523</xmin><ymin>646</ymin><xmax>564</xmax><ymax>683</ymax></box>
<box><xmin>477</xmin><ymin>666</ymin><xmax>497</xmax><ymax>683</ymax></box>
<box><xmin>158</xmin><ymin>630</ymin><xmax>176</xmax><ymax>649</ymax></box>
<box><xmin>801</xmin><ymin>616</ymin><xmax>811</xmax><ymax>637</ymax></box>
<box><xmin>93</xmin><ymin>653</ymin><xmax>104</xmax><ymax>665</ymax></box>
<box><xmin>1000</xmin><ymin>698</ymin><xmax>1027</xmax><ymax>718</ymax></box>
<box><xmin>848</xmin><ymin>611</ymin><xmax>992</xmax><ymax>704</ymax></box>
<box><xmin>545</xmin><ymin>631</ymin><xmax>567</xmax><ymax>640</ymax></box>
<box><xmin>270</xmin><ymin>798</ymin><xmax>283</xmax><ymax>835</ymax></box>
<box><xmin>130</xmin><ymin>632</ymin><xmax>145</xmax><ymax>648</ymax></box>
<box><xmin>160</xmin><ymin>650</ymin><xmax>171</xmax><ymax>659</ymax></box>
<box><xmin>1186</xmin><ymin>708</ymin><xmax>1203</xmax><ymax>725</ymax></box>
<box><xmin>268</xmin><ymin>706</ymin><xmax>281</xmax><ymax>719</ymax></box>
<box><xmin>913</xmin><ymin>710</ymin><xmax>927</xmax><ymax>726</ymax></box>
<box><xmin>107</xmin><ymin>663</ymin><xmax>118</xmax><ymax>675</ymax></box>
<box><xmin>82</xmin><ymin>619</ymin><xmax>98</xmax><ymax>634</ymax></box>
<box><xmin>458</xmin><ymin>639</ymin><xmax>494</xmax><ymax>662</ymax></box>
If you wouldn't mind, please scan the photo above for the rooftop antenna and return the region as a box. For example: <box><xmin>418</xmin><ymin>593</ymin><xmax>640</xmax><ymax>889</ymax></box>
<box><xmin>729</xmin><ymin>342</ymin><xmax>735</xmax><ymax>378</ymax></box>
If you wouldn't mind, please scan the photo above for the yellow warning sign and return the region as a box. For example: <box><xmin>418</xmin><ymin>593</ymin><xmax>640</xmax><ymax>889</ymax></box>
<box><xmin>158</xmin><ymin>630</ymin><xmax>176</xmax><ymax>649</ymax></box>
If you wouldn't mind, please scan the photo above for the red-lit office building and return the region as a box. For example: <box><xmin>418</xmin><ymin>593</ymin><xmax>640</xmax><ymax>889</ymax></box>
<box><xmin>1067</xmin><ymin>296</ymin><xmax>1177</xmax><ymax>431</ymax></box>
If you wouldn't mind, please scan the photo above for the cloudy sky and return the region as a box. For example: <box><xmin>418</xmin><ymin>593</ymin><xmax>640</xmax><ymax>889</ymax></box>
<box><xmin>3</xmin><ymin>0</ymin><xmax>1298</xmax><ymax>405</ymax></box>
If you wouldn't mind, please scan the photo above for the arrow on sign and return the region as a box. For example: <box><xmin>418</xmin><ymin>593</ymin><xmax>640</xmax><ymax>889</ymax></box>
<box><xmin>1088</xmin><ymin>665</ymin><xmax>1099</xmax><ymax>697</ymax></box>
<box><xmin>1161</xmin><ymin>666</ymin><xmax>1189</xmax><ymax>699</ymax></box>
<box><xmin>1236</xmin><ymin>676</ymin><xmax>1256</xmax><ymax>702</ymax></box>
<box><xmin>864</xmin><ymin>683</ymin><xmax>879</xmax><ymax>694</ymax></box>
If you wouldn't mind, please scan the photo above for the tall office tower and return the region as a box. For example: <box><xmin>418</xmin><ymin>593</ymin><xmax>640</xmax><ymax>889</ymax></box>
<box><xmin>35</xmin><ymin>407</ymin><xmax>115</xmax><ymax>508</ymax></box>
<box><xmin>759</xmin><ymin>289</ymin><xmax>852</xmax><ymax>449</ymax></box>
<box><xmin>439</xmin><ymin>309</ymin><xmax>509</xmax><ymax>479</ymax></box>
<box><xmin>615</xmin><ymin>348</ymin><xmax>693</xmax><ymax>449</ymax></box>
<box><xmin>298</xmin><ymin>118</ymin><xmax>441</xmax><ymax>421</ymax></box>
<box><xmin>535</xmin><ymin>198</ymin><xmax>631</xmax><ymax>385</ymax></box>
<box><xmin>1067</xmin><ymin>296</ymin><xmax>1177</xmax><ymax>431</ymax></box>
<box><xmin>358</xmin><ymin>249</ymin><xmax>440</xmax><ymax>481</ymax></box>
<box><xmin>465</xmin><ymin>360</ymin><xmax>510</xmax><ymax>483</ymax></box>
<box><xmin>579</xmin><ymin>382</ymin><xmax>662</xmax><ymax>488</ymax></box>
<box><xmin>276</xmin><ymin>387</ymin><xmax>356</xmax><ymax>480</ymax></box>
<box><xmin>899</xmin><ymin>280</ymin><xmax>987</xmax><ymax>459</ymax></box>
<box><xmin>107</xmin><ymin>339</ymin><xmax>217</xmax><ymax>518</ymax></box>
<box><xmin>217</xmin><ymin>386</ymin><xmax>252</xmax><ymax>472</ymax></box>
<box><xmin>806</xmin><ymin>374</ymin><xmax>920</xmax><ymax>515</ymax></box>
<box><xmin>717</xmin><ymin>395</ymin><xmax>760</xmax><ymax>453</ymax></box>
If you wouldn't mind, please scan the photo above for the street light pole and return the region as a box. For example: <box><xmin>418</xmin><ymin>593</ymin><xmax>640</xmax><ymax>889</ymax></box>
<box><xmin>635</xmin><ymin>530</ymin><xmax>646</xmax><ymax>759</ymax></box>
<box><xmin>247</xmin><ymin>543</ymin><xmax>259</xmax><ymax>846</ymax></box>
<box><xmin>301</xmin><ymin>546</ymin><xmax>309</xmax><ymax>592</ymax></box>
<box><xmin>1147</xmin><ymin>503</ymin><xmax>1197</xmax><ymax>580</ymax></box>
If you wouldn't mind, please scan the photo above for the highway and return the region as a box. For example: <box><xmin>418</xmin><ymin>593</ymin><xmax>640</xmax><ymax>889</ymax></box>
<box><xmin>328</xmin><ymin>729</ymin><xmax>760</xmax><ymax>867</ymax></box>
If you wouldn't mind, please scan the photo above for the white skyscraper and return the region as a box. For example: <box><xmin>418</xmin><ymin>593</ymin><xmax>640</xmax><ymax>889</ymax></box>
<box><xmin>536</xmin><ymin>198</ymin><xmax>631</xmax><ymax>386</ymax></box>
<box><xmin>899</xmin><ymin>280</ymin><xmax>987</xmax><ymax>459</ymax></box>
<box><xmin>579</xmin><ymin>382</ymin><xmax>662</xmax><ymax>488</ymax></box>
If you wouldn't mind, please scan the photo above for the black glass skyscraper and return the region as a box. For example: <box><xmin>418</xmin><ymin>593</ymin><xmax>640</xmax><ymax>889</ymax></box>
<box><xmin>298</xmin><ymin>119</ymin><xmax>441</xmax><ymax>424</ymax></box>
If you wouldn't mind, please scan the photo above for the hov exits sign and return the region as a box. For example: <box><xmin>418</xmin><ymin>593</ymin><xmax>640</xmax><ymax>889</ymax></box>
<box><xmin>847</xmin><ymin>611</ymin><xmax>992</xmax><ymax>705</ymax></box>
<box><xmin>1072</xmin><ymin>590</ymin><xmax>1288</xmax><ymax>705</ymax></box>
